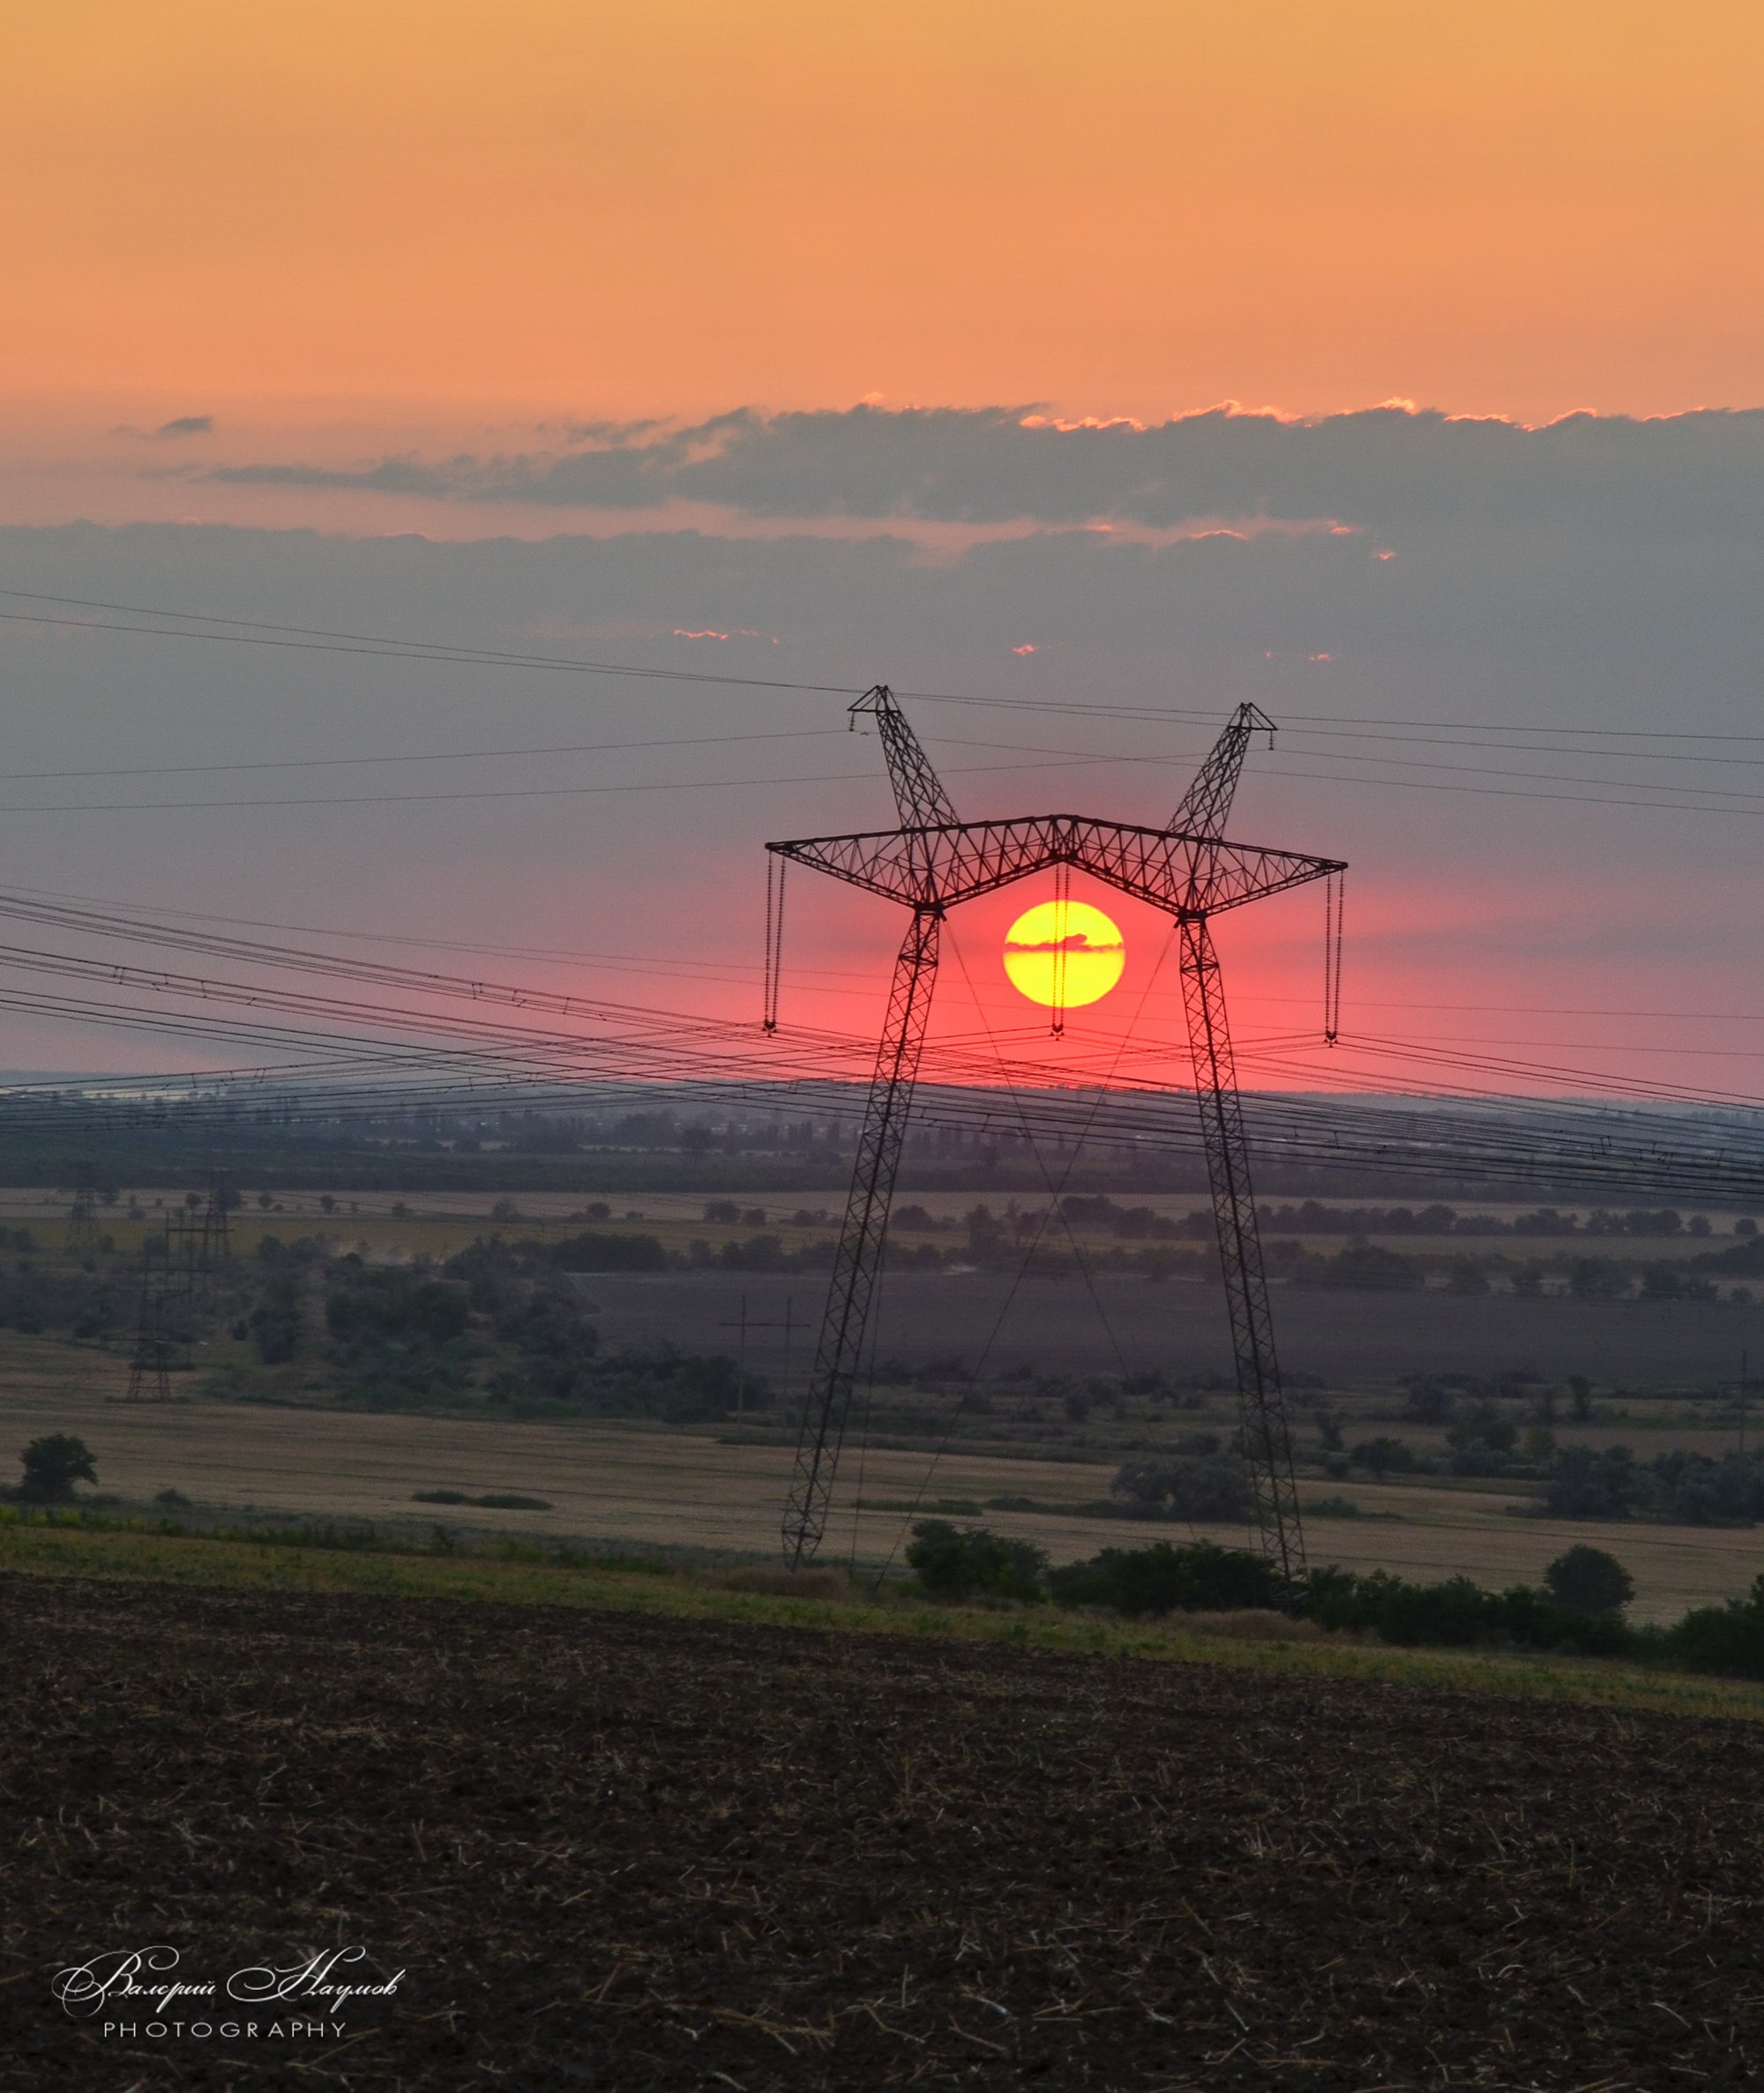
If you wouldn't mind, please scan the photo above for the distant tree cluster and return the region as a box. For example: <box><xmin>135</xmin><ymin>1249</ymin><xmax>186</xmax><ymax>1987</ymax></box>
<box><xmin>1545</xmin><ymin>1446</ymin><xmax>1764</xmax><ymax>1525</ymax></box>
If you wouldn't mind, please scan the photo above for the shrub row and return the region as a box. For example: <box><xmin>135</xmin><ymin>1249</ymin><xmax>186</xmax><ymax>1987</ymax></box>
<box><xmin>904</xmin><ymin>1523</ymin><xmax>1764</xmax><ymax>1680</ymax></box>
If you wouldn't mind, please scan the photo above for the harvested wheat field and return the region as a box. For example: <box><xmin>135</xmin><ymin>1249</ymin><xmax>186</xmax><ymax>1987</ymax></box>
<box><xmin>7</xmin><ymin>1570</ymin><xmax>1764</xmax><ymax>2090</ymax></box>
<box><xmin>5</xmin><ymin>1349</ymin><xmax>1760</xmax><ymax>1622</ymax></box>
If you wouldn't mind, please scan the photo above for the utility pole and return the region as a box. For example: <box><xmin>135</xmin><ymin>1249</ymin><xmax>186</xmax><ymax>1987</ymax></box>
<box><xmin>766</xmin><ymin>690</ymin><xmax>1342</xmax><ymax>1586</ymax></box>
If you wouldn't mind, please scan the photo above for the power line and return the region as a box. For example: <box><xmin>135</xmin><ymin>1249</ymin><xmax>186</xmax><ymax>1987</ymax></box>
<box><xmin>0</xmin><ymin>725</ymin><xmax>849</xmax><ymax>783</ymax></box>
<box><xmin>0</xmin><ymin>748</ymin><xmax>1147</xmax><ymax>815</ymax></box>
<box><xmin>0</xmin><ymin>600</ymin><xmax>862</xmax><ymax>695</ymax></box>
<box><xmin>6</xmin><ymin>583</ymin><xmax>1764</xmax><ymax>747</ymax></box>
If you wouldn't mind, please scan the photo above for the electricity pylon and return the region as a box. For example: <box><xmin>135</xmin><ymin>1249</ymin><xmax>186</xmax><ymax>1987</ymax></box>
<box><xmin>122</xmin><ymin>1245</ymin><xmax>175</xmax><ymax>1403</ymax></box>
<box><xmin>199</xmin><ymin>1169</ymin><xmax>232</xmax><ymax>1270</ymax></box>
<box><xmin>767</xmin><ymin>688</ymin><xmax>1343</xmax><ymax>1583</ymax></box>
<box><xmin>65</xmin><ymin>1165</ymin><xmax>101</xmax><ymax>1254</ymax></box>
<box><xmin>1170</xmin><ymin>705</ymin><xmax>1310</xmax><ymax>1590</ymax></box>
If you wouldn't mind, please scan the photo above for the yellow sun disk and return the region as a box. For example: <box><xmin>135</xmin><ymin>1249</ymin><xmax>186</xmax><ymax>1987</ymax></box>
<box><xmin>1002</xmin><ymin>900</ymin><xmax>1125</xmax><ymax>1009</ymax></box>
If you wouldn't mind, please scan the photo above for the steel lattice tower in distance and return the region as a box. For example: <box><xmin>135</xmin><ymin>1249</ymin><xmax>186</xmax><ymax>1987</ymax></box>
<box><xmin>200</xmin><ymin>1170</ymin><xmax>232</xmax><ymax>1271</ymax></box>
<box><xmin>766</xmin><ymin>691</ymin><xmax>1342</xmax><ymax>1585</ymax></box>
<box><xmin>64</xmin><ymin>1166</ymin><xmax>101</xmax><ymax>1255</ymax></box>
<box><xmin>122</xmin><ymin>1245</ymin><xmax>175</xmax><ymax>1404</ymax></box>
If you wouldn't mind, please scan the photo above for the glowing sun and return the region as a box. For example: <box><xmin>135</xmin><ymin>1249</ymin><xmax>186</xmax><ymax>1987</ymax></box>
<box><xmin>1003</xmin><ymin>898</ymin><xmax>1125</xmax><ymax>1009</ymax></box>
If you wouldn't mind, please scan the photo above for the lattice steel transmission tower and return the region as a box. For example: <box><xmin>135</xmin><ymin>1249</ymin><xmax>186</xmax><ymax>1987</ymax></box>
<box><xmin>199</xmin><ymin>1170</ymin><xmax>232</xmax><ymax>1271</ymax></box>
<box><xmin>766</xmin><ymin>689</ymin><xmax>1343</xmax><ymax>1587</ymax></box>
<box><xmin>122</xmin><ymin>1244</ymin><xmax>175</xmax><ymax>1404</ymax></box>
<box><xmin>64</xmin><ymin>1165</ymin><xmax>101</xmax><ymax>1255</ymax></box>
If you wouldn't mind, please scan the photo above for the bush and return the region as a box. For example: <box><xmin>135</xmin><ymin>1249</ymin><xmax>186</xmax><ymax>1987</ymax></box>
<box><xmin>412</xmin><ymin>1488</ymin><xmax>553</xmax><ymax>1510</ymax></box>
<box><xmin>1665</xmin><ymin>1575</ymin><xmax>1764</xmax><ymax>1678</ymax></box>
<box><xmin>1544</xmin><ymin>1544</ymin><xmax>1634</xmax><ymax>1615</ymax></box>
<box><xmin>543</xmin><ymin>1231</ymin><xmax>668</xmax><ymax>1274</ymax></box>
<box><xmin>1049</xmin><ymin>1540</ymin><xmax>1286</xmax><ymax>1616</ymax></box>
<box><xmin>906</xmin><ymin>1520</ymin><xmax>1047</xmax><ymax>1603</ymax></box>
<box><xmin>1304</xmin><ymin>1566</ymin><xmax>1631</xmax><ymax>1656</ymax></box>
<box><xmin>19</xmin><ymin>1432</ymin><xmax>97</xmax><ymax>1504</ymax></box>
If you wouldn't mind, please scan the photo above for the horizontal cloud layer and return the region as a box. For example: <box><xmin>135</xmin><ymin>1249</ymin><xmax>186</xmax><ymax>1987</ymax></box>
<box><xmin>209</xmin><ymin>403</ymin><xmax>1764</xmax><ymax>538</ymax></box>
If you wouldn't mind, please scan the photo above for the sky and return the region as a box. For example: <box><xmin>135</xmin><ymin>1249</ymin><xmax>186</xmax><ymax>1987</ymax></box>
<box><xmin>0</xmin><ymin>3</ymin><xmax>1760</xmax><ymax>1102</ymax></box>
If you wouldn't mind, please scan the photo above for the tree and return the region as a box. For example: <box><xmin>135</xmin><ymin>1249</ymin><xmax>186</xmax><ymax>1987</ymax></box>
<box><xmin>1110</xmin><ymin>1454</ymin><xmax>1250</xmax><ymax>1522</ymax></box>
<box><xmin>1447</xmin><ymin>1408</ymin><xmax>1518</xmax><ymax>1455</ymax></box>
<box><xmin>19</xmin><ymin>1432</ymin><xmax>97</xmax><ymax>1504</ymax></box>
<box><xmin>1401</xmin><ymin>1378</ymin><xmax>1456</xmax><ymax>1426</ymax></box>
<box><xmin>1567</xmin><ymin>1258</ymin><xmax>1628</xmax><ymax>1301</ymax></box>
<box><xmin>1350</xmin><ymin>1436</ymin><xmax>1414</xmax><ymax>1481</ymax></box>
<box><xmin>1312</xmin><ymin>1405</ymin><xmax>1344</xmax><ymax>1452</ymax></box>
<box><xmin>1545</xmin><ymin>1445</ymin><xmax>1635</xmax><ymax>1520</ymax></box>
<box><xmin>1321</xmin><ymin>1244</ymin><xmax>1422</xmax><ymax>1291</ymax></box>
<box><xmin>1544</xmin><ymin>1544</ymin><xmax>1634</xmax><ymax>1616</ymax></box>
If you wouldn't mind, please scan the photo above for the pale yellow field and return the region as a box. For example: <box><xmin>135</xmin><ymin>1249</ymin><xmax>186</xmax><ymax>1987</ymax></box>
<box><xmin>4</xmin><ymin>1338</ymin><xmax>1760</xmax><ymax>1625</ymax></box>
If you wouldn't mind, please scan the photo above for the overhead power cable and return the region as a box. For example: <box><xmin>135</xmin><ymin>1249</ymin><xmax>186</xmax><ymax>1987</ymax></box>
<box><xmin>6</xmin><ymin>583</ymin><xmax>1764</xmax><ymax>747</ymax></box>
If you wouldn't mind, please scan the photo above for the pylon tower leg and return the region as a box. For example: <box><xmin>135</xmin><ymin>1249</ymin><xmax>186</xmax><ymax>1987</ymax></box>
<box><xmin>782</xmin><ymin>907</ymin><xmax>940</xmax><ymax>1566</ymax></box>
<box><xmin>1178</xmin><ymin>916</ymin><xmax>1305</xmax><ymax>1591</ymax></box>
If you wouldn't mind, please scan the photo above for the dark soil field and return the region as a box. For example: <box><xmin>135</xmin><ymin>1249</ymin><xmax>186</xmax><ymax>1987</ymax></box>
<box><xmin>7</xmin><ymin>1573</ymin><xmax>1764</xmax><ymax>2090</ymax></box>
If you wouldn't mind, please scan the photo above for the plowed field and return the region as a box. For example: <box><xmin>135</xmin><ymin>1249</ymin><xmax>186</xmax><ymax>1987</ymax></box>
<box><xmin>6</xmin><ymin>1572</ymin><xmax>1764</xmax><ymax>2089</ymax></box>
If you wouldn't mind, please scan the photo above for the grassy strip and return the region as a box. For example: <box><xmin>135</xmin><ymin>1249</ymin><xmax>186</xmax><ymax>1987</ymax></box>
<box><xmin>8</xmin><ymin>1515</ymin><xmax>1764</xmax><ymax>1724</ymax></box>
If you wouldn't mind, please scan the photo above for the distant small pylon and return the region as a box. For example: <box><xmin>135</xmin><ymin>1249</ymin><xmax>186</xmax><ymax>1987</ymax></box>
<box><xmin>122</xmin><ymin>1245</ymin><xmax>174</xmax><ymax>1404</ymax></box>
<box><xmin>65</xmin><ymin>1165</ymin><xmax>101</xmax><ymax>1255</ymax></box>
<box><xmin>166</xmin><ymin>1208</ymin><xmax>198</xmax><ymax>1296</ymax></box>
<box><xmin>200</xmin><ymin>1170</ymin><xmax>232</xmax><ymax>1270</ymax></box>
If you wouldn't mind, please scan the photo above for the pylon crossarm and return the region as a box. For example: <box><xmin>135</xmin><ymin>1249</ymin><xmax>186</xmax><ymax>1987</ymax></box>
<box><xmin>781</xmin><ymin>908</ymin><xmax>941</xmax><ymax>1566</ymax></box>
<box><xmin>1170</xmin><ymin>702</ymin><xmax>1277</xmax><ymax>837</ymax></box>
<box><xmin>849</xmin><ymin>686</ymin><xmax>960</xmax><ymax>831</ymax></box>
<box><xmin>1178</xmin><ymin>916</ymin><xmax>1305</xmax><ymax>1592</ymax></box>
<box><xmin>770</xmin><ymin>818</ymin><xmax>1342</xmax><ymax>916</ymax></box>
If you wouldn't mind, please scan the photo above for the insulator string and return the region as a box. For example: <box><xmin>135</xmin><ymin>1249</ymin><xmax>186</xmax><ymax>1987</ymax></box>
<box><xmin>762</xmin><ymin>854</ymin><xmax>786</xmax><ymax>1033</ymax></box>
<box><xmin>1323</xmin><ymin>871</ymin><xmax>1345</xmax><ymax>1044</ymax></box>
<box><xmin>1050</xmin><ymin>861</ymin><xmax>1069</xmax><ymax>1036</ymax></box>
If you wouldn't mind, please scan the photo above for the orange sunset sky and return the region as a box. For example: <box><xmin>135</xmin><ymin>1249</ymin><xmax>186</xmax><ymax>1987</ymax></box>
<box><xmin>4</xmin><ymin>0</ymin><xmax>1761</xmax><ymax>427</ymax></box>
<box><xmin>0</xmin><ymin>3</ymin><xmax>1761</xmax><ymax>1099</ymax></box>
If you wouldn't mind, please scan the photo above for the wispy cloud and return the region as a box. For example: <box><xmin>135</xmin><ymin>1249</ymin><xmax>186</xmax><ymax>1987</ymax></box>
<box><xmin>114</xmin><ymin>413</ymin><xmax>217</xmax><ymax>441</ymax></box>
